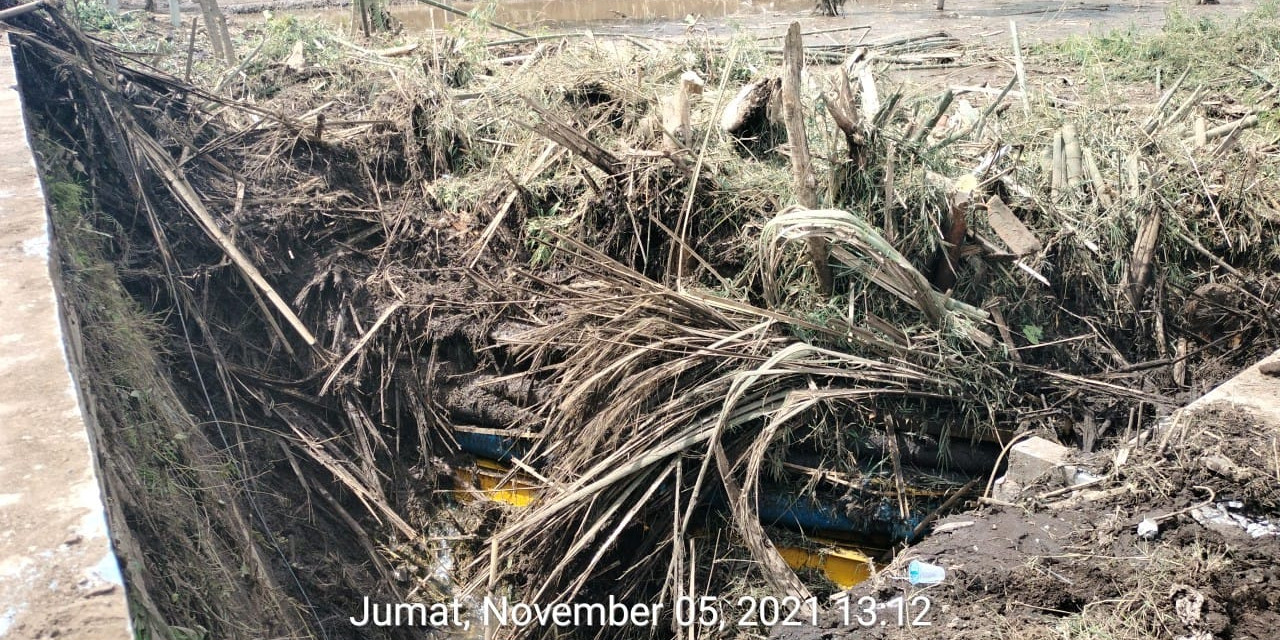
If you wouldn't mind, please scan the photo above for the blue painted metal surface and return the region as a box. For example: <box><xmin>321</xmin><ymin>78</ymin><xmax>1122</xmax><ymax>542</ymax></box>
<box><xmin>454</xmin><ymin>431</ymin><xmax>927</xmax><ymax>540</ymax></box>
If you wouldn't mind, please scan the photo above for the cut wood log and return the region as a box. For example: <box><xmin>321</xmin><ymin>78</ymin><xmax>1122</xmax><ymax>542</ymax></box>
<box><xmin>985</xmin><ymin>195</ymin><xmax>1041</xmax><ymax>256</ymax></box>
<box><xmin>781</xmin><ymin>22</ymin><xmax>833</xmax><ymax>295</ymax></box>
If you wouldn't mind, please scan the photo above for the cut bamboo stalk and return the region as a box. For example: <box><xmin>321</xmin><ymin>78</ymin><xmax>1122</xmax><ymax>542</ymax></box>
<box><xmin>781</xmin><ymin>22</ymin><xmax>833</xmax><ymax>295</ymax></box>
<box><xmin>515</xmin><ymin>42</ymin><xmax>548</xmax><ymax>75</ymax></box>
<box><xmin>1163</xmin><ymin>84</ymin><xmax>1204</xmax><ymax>131</ymax></box>
<box><xmin>1010</xmin><ymin>20</ymin><xmax>1029</xmax><ymax>114</ymax></box>
<box><xmin>1125</xmin><ymin>151</ymin><xmax>1141</xmax><ymax>199</ymax></box>
<box><xmin>1211</xmin><ymin>125</ymin><xmax>1247</xmax><ymax>157</ymax></box>
<box><xmin>1051</xmin><ymin>131</ymin><xmax>1065</xmax><ymax>200</ymax></box>
<box><xmin>856</xmin><ymin>65</ymin><xmax>880</xmax><ymax>122</ymax></box>
<box><xmin>1184</xmin><ymin>114</ymin><xmax>1259</xmax><ymax>146</ymax></box>
<box><xmin>1062</xmin><ymin>123</ymin><xmax>1084</xmax><ymax>191</ymax></box>
<box><xmin>1082</xmin><ymin>148</ymin><xmax>1112</xmax><ymax>208</ymax></box>
<box><xmin>1194</xmin><ymin>116</ymin><xmax>1207</xmax><ymax>147</ymax></box>
<box><xmin>183</xmin><ymin>17</ymin><xmax>198</xmax><ymax>83</ymax></box>
<box><xmin>660</xmin><ymin>81</ymin><xmax>691</xmax><ymax>153</ymax></box>
<box><xmin>0</xmin><ymin>0</ymin><xmax>46</xmax><ymax>19</ymax></box>
<box><xmin>1124</xmin><ymin>211</ymin><xmax>1162</xmax><ymax>307</ymax></box>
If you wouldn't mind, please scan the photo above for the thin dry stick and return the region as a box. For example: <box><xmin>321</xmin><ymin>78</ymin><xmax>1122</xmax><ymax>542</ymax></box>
<box><xmin>672</xmin><ymin>46</ymin><xmax>738</xmax><ymax>283</ymax></box>
<box><xmin>909</xmin><ymin>475</ymin><xmax>982</xmax><ymax>542</ymax></box>
<box><xmin>183</xmin><ymin>17</ymin><xmax>198</xmax><ymax>83</ymax></box>
<box><xmin>882</xmin><ymin>141</ymin><xmax>897</xmax><ymax>241</ymax></box>
<box><xmin>983</xmin><ymin>433</ymin><xmax>1034</xmax><ymax>499</ymax></box>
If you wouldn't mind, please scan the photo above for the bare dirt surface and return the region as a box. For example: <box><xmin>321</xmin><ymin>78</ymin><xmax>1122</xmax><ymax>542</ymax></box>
<box><xmin>775</xmin><ymin>401</ymin><xmax>1280</xmax><ymax>639</ymax></box>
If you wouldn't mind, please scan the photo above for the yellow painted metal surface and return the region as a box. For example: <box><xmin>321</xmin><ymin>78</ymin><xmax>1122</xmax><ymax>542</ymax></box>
<box><xmin>453</xmin><ymin>459</ymin><xmax>539</xmax><ymax>507</ymax></box>
<box><xmin>775</xmin><ymin>544</ymin><xmax>874</xmax><ymax>589</ymax></box>
<box><xmin>456</xmin><ymin>459</ymin><xmax>875</xmax><ymax>588</ymax></box>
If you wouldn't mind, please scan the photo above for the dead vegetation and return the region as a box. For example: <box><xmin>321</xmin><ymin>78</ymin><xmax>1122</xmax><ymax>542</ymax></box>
<box><xmin>11</xmin><ymin>0</ymin><xmax>1280</xmax><ymax>638</ymax></box>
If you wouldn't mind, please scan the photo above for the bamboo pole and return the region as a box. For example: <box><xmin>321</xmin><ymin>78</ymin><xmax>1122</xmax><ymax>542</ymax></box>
<box><xmin>1185</xmin><ymin>114</ymin><xmax>1258</xmax><ymax>146</ymax></box>
<box><xmin>781</xmin><ymin>22</ymin><xmax>833</xmax><ymax>295</ymax></box>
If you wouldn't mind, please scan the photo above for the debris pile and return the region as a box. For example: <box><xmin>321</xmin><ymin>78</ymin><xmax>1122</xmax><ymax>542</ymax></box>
<box><xmin>13</xmin><ymin>2</ymin><xmax>1280</xmax><ymax>638</ymax></box>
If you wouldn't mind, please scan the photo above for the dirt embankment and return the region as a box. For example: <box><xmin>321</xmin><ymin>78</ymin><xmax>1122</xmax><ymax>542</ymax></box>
<box><xmin>777</xmin><ymin>403</ymin><xmax>1280</xmax><ymax>640</ymax></box>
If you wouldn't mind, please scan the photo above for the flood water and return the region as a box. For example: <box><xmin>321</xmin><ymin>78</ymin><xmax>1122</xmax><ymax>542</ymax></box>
<box><xmin>404</xmin><ymin>0</ymin><xmax>817</xmax><ymax>27</ymax></box>
<box><xmin>304</xmin><ymin>0</ymin><xmax>1252</xmax><ymax>47</ymax></box>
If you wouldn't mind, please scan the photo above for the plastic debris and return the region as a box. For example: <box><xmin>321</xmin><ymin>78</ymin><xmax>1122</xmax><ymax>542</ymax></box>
<box><xmin>907</xmin><ymin>559</ymin><xmax>946</xmax><ymax>585</ymax></box>
<box><xmin>1137</xmin><ymin>518</ymin><xmax>1159</xmax><ymax>540</ymax></box>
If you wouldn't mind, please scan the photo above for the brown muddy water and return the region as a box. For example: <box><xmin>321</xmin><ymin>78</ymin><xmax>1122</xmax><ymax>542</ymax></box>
<box><xmin>295</xmin><ymin>0</ymin><xmax>1253</xmax><ymax>45</ymax></box>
